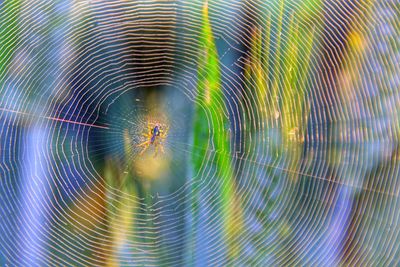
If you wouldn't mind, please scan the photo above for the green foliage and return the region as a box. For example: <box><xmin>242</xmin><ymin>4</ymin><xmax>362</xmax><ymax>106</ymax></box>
<box><xmin>0</xmin><ymin>0</ymin><xmax>21</xmax><ymax>86</ymax></box>
<box><xmin>242</xmin><ymin>1</ymin><xmax>324</xmax><ymax>264</ymax></box>
<box><xmin>191</xmin><ymin>1</ymin><xmax>241</xmax><ymax>259</ymax></box>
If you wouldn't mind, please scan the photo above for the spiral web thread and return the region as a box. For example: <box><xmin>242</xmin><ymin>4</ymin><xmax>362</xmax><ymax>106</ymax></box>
<box><xmin>0</xmin><ymin>0</ymin><xmax>399</xmax><ymax>266</ymax></box>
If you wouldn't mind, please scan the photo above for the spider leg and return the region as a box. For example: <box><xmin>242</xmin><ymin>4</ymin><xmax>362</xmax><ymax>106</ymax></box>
<box><xmin>139</xmin><ymin>144</ymin><xmax>149</xmax><ymax>155</ymax></box>
<box><xmin>136</xmin><ymin>140</ymin><xmax>150</xmax><ymax>155</ymax></box>
<box><xmin>154</xmin><ymin>145</ymin><xmax>159</xmax><ymax>158</ymax></box>
<box><xmin>160</xmin><ymin>144</ymin><xmax>165</xmax><ymax>154</ymax></box>
<box><xmin>137</xmin><ymin>140</ymin><xmax>150</xmax><ymax>147</ymax></box>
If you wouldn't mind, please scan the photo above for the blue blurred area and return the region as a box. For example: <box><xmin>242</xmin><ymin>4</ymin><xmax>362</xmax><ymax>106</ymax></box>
<box><xmin>0</xmin><ymin>0</ymin><xmax>399</xmax><ymax>266</ymax></box>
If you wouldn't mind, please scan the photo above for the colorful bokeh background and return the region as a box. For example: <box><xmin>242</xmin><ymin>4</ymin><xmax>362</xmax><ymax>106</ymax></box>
<box><xmin>0</xmin><ymin>0</ymin><xmax>399</xmax><ymax>266</ymax></box>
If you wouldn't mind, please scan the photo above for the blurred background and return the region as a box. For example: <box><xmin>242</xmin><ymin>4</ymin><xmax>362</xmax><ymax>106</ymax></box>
<box><xmin>0</xmin><ymin>0</ymin><xmax>399</xmax><ymax>266</ymax></box>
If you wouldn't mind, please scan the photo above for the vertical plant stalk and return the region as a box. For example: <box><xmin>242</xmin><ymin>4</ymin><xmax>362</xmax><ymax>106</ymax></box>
<box><xmin>191</xmin><ymin>0</ymin><xmax>243</xmax><ymax>261</ymax></box>
<box><xmin>0</xmin><ymin>0</ymin><xmax>21</xmax><ymax>85</ymax></box>
<box><xmin>103</xmin><ymin>130</ymin><xmax>138</xmax><ymax>266</ymax></box>
<box><xmin>241</xmin><ymin>1</ymin><xmax>323</xmax><ymax>264</ymax></box>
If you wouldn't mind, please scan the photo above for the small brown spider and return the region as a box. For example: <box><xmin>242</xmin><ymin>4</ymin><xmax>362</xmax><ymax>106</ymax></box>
<box><xmin>136</xmin><ymin>122</ymin><xmax>168</xmax><ymax>157</ymax></box>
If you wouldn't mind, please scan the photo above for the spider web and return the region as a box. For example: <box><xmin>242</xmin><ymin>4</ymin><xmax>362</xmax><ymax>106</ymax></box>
<box><xmin>0</xmin><ymin>0</ymin><xmax>399</xmax><ymax>266</ymax></box>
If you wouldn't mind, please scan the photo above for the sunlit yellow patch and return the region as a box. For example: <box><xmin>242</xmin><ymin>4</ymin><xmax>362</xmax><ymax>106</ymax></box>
<box><xmin>134</xmin><ymin>152</ymin><xmax>170</xmax><ymax>181</ymax></box>
<box><xmin>225</xmin><ymin>195</ymin><xmax>244</xmax><ymax>259</ymax></box>
<box><xmin>204</xmin><ymin>80</ymin><xmax>211</xmax><ymax>104</ymax></box>
<box><xmin>68</xmin><ymin>180</ymin><xmax>106</xmax><ymax>231</ymax></box>
<box><xmin>348</xmin><ymin>30</ymin><xmax>365</xmax><ymax>50</ymax></box>
<box><xmin>108</xmin><ymin>188</ymin><xmax>136</xmax><ymax>267</ymax></box>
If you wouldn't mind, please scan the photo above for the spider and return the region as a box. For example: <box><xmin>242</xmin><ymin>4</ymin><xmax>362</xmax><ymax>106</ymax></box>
<box><xmin>136</xmin><ymin>122</ymin><xmax>168</xmax><ymax>157</ymax></box>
